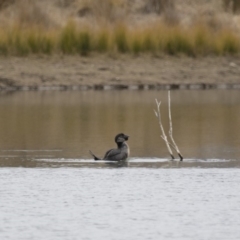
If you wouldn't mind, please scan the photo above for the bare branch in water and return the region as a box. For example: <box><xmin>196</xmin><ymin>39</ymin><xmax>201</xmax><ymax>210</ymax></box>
<box><xmin>168</xmin><ymin>91</ymin><xmax>183</xmax><ymax>161</ymax></box>
<box><xmin>154</xmin><ymin>98</ymin><xmax>175</xmax><ymax>160</ymax></box>
<box><xmin>154</xmin><ymin>92</ymin><xmax>184</xmax><ymax>161</ymax></box>
<box><xmin>161</xmin><ymin>136</ymin><xmax>176</xmax><ymax>150</ymax></box>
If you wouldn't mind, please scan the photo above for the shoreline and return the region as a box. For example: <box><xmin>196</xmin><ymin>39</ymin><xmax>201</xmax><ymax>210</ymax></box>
<box><xmin>0</xmin><ymin>55</ymin><xmax>240</xmax><ymax>91</ymax></box>
<box><xmin>1</xmin><ymin>83</ymin><xmax>240</xmax><ymax>92</ymax></box>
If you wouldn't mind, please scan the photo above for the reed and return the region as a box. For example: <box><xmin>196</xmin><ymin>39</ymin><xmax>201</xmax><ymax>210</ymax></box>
<box><xmin>164</xmin><ymin>29</ymin><xmax>194</xmax><ymax>56</ymax></box>
<box><xmin>218</xmin><ymin>30</ymin><xmax>240</xmax><ymax>55</ymax></box>
<box><xmin>193</xmin><ymin>26</ymin><xmax>212</xmax><ymax>55</ymax></box>
<box><xmin>59</xmin><ymin>22</ymin><xmax>78</xmax><ymax>54</ymax></box>
<box><xmin>114</xmin><ymin>24</ymin><xmax>129</xmax><ymax>53</ymax></box>
<box><xmin>131</xmin><ymin>37</ymin><xmax>142</xmax><ymax>55</ymax></box>
<box><xmin>95</xmin><ymin>29</ymin><xmax>110</xmax><ymax>52</ymax></box>
<box><xmin>76</xmin><ymin>31</ymin><xmax>91</xmax><ymax>55</ymax></box>
<box><xmin>142</xmin><ymin>33</ymin><xmax>157</xmax><ymax>52</ymax></box>
<box><xmin>0</xmin><ymin>21</ymin><xmax>239</xmax><ymax>56</ymax></box>
<box><xmin>27</xmin><ymin>30</ymin><xmax>54</xmax><ymax>54</ymax></box>
<box><xmin>0</xmin><ymin>29</ymin><xmax>8</xmax><ymax>55</ymax></box>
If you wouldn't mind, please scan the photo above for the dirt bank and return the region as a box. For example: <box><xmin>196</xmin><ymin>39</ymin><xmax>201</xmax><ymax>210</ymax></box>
<box><xmin>0</xmin><ymin>55</ymin><xmax>240</xmax><ymax>91</ymax></box>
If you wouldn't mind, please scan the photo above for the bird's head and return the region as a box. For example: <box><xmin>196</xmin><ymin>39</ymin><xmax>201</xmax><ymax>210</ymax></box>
<box><xmin>115</xmin><ymin>133</ymin><xmax>129</xmax><ymax>143</ymax></box>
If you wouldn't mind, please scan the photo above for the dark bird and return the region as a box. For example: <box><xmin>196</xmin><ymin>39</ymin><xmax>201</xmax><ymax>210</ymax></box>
<box><xmin>89</xmin><ymin>133</ymin><xmax>130</xmax><ymax>161</ymax></box>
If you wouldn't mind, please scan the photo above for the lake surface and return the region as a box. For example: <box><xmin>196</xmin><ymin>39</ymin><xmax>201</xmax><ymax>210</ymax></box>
<box><xmin>1</xmin><ymin>168</ymin><xmax>240</xmax><ymax>240</ymax></box>
<box><xmin>0</xmin><ymin>90</ymin><xmax>239</xmax><ymax>165</ymax></box>
<box><xmin>0</xmin><ymin>90</ymin><xmax>240</xmax><ymax>240</ymax></box>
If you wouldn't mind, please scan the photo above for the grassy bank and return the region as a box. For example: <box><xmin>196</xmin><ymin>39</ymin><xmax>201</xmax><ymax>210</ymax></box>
<box><xmin>0</xmin><ymin>21</ymin><xmax>239</xmax><ymax>56</ymax></box>
<box><xmin>0</xmin><ymin>0</ymin><xmax>239</xmax><ymax>57</ymax></box>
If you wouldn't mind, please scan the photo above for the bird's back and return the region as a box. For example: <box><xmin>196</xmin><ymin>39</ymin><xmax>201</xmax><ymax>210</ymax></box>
<box><xmin>104</xmin><ymin>142</ymin><xmax>129</xmax><ymax>161</ymax></box>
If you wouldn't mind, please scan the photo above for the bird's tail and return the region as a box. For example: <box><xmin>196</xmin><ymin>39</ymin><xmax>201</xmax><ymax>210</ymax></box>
<box><xmin>89</xmin><ymin>150</ymin><xmax>101</xmax><ymax>160</ymax></box>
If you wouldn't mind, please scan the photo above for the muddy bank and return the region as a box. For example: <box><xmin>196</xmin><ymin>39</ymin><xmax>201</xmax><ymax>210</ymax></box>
<box><xmin>0</xmin><ymin>55</ymin><xmax>240</xmax><ymax>91</ymax></box>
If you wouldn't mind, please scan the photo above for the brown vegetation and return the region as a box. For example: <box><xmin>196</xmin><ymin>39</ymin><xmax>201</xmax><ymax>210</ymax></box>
<box><xmin>0</xmin><ymin>0</ymin><xmax>239</xmax><ymax>27</ymax></box>
<box><xmin>0</xmin><ymin>0</ymin><xmax>239</xmax><ymax>56</ymax></box>
<box><xmin>223</xmin><ymin>0</ymin><xmax>240</xmax><ymax>13</ymax></box>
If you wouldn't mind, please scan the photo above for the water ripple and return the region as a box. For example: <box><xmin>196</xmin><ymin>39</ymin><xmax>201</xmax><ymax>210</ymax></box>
<box><xmin>0</xmin><ymin>168</ymin><xmax>240</xmax><ymax>240</ymax></box>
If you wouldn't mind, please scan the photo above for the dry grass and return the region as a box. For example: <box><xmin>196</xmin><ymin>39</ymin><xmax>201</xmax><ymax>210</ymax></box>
<box><xmin>0</xmin><ymin>0</ymin><xmax>14</xmax><ymax>10</ymax></box>
<box><xmin>0</xmin><ymin>0</ymin><xmax>239</xmax><ymax>56</ymax></box>
<box><xmin>223</xmin><ymin>0</ymin><xmax>240</xmax><ymax>13</ymax></box>
<box><xmin>0</xmin><ymin>21</ymin><xmax>239</xmax><ymax>56</ymax></box>
<box><xmin>145</xmin><ymin>0</ymin><xmax>175</xmax><ymax>14</ymax></box>
<box><xmin>16</xmin><ymin>0</ymin><xmax>51</xmax><ymax>28</ymax></box>
<box><xmin>76</xmin><ymin>0</ymin><xmax>128</xmax><ymax>22</ymax></box>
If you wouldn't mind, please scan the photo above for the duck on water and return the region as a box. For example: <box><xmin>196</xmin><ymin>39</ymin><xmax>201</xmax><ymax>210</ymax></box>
<box><xmin>89</xmin><ymin>133</ymin><xmax>130</xmax><ymax>161</ymax></box>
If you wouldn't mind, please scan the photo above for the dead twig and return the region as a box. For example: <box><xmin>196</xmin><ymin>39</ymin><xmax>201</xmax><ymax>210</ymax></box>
<box><xmin>168</xmin><ymin>91</ymin><xmax>183</xmax><ymax>161</ymax></box>
<box><xmin>154</xmin><ymin>91</ymin><xmax>183</xmax><ymax>161</ymax></box>
<box><xmin>154</xmin><ymin>99</ymin><xmax>175</xmax><ymax>160</ymax></box>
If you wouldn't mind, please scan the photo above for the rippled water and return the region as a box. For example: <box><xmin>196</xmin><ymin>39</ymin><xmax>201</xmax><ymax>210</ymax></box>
<box><xmin>0</xmin><ymin>90</ymin><xmax>240</xmax><ymax>239</ymax></box>
<box><xmin>1</xmin><ymin>168</ymin><xmax>240</xmax><ymax>240</ymax></box>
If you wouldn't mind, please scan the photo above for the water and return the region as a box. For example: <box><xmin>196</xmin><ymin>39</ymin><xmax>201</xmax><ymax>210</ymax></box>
<box><xmin>0</xmin><ymin>90</ymin><xmax>239</xmax><ymax>164</ymax></box>
<box><xmin>1</xmin><ymin>168</ymin><xmax>240</xmax><ymax>240</ymax></box>
<box><xmin>0</xmin><ymin>90</ymin><xmax>240</xmax><ymax>240</ymax></box>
